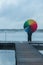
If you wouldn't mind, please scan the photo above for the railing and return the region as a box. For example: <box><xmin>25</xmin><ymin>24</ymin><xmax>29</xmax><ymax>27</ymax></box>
<box><xmin>0</xmin><ymin>29</ymin><xmax>42</xmax><ymax>42</ymax></box>
<box><xmin>0</xmin><ymin>29</ymin><xmax>27</xmax><ymax>41</ymax></box>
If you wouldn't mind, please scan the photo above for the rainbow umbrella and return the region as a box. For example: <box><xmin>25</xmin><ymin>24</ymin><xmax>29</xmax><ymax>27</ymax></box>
<box><xmin>24</xmin><ymin>19</ymin><xmax>38</xmax><ymax>32</ymax></box>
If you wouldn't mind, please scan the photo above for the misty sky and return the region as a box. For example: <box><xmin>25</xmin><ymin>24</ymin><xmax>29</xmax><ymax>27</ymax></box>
<box><xmin>0</xmin><ymin>0</ymin><xmax>43</xmax><ymax>29</ymax></box>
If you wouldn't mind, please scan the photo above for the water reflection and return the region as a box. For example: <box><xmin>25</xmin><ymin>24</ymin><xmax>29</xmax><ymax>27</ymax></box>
<box><xmin>0</xmin><ymin>50</ymin><xmax>15</xmax><ymax>65</ymax></box>
<box><xmin>39</xmin><ymin>50</ymin><xmax>43</xmax><ymax>55</ymax></box>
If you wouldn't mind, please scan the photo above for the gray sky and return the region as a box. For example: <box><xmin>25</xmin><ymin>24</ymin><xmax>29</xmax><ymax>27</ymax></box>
<box><xmin>0</xmin><ymin>0</ymin><xmax>43</xmax><ymax>29</ymax></box>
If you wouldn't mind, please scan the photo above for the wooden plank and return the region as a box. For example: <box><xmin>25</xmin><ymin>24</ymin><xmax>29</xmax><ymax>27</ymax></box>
<box><xmin>15</xmin><ymin>43</ymin><xmax>43</xmax><ymax>65</ymax></box>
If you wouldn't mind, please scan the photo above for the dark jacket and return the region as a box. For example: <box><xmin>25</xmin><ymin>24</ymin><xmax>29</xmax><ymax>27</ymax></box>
<box><xmin>27</xmin><ymin>26</ymin><xmax>32</xmax><ymax>41</ymax></box>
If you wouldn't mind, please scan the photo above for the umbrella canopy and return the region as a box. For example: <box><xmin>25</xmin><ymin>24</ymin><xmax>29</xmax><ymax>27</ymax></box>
<box><xmin>24</xmin><ymin>19</ymin><xmax>38</xmax><ymax>32</ymax></box>
<box><xmin>25</xmin><ymin>26</ymin><xmax>31</xmax><ymax>33</ymax></box>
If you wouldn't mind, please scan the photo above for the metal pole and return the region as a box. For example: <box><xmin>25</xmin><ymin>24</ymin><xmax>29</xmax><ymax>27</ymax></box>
<box><xmin>5</xmin><ymin>31</ymin><xmax>6</xmax><ymax>42</ymax></box>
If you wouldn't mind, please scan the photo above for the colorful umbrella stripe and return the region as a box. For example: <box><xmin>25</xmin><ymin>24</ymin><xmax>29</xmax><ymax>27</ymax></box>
<box><xmin>24</xmin><ymin>19</ymin><xmax>38</xmax><ymax>32</ymax></box>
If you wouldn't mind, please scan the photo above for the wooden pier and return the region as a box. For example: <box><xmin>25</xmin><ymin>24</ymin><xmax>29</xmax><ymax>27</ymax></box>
<box><xmin>0</xmin><ymin>42</ymin><xmax>43</xmax><ymax>65</ymax></box>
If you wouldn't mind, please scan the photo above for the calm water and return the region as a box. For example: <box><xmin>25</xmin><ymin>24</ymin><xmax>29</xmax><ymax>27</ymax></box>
<box><xmin>0</xmin><ymin>50</ymin><xmax>16</xmax><ymax>65</ymax></box>
<box><xmin>0</xmin><ymin>30</ymin><xmax>43</xmax><ymax>41</ymax></box>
